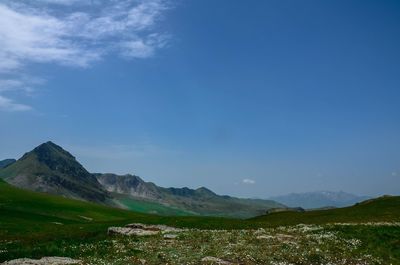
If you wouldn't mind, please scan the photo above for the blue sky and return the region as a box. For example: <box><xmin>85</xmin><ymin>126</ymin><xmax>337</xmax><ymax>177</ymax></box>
<box><xmin>0</xmin><ymin>0</ymin><xmax>399</xmax><ymax>197</ymax></box>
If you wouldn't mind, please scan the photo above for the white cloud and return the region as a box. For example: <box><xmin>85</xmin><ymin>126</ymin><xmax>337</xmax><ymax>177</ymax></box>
<box><xmin>37</xmin><ymin>0</ymin><xmax>86</xmax><ymax>5</ymax></box>
<box><xmin>120</xmin><ymin>33</ymin><xmax>169</xmax><ymax>58</ymax></box>
<box><xmin>242</xmin><ymin>178</ymin><xmax>256</xmax><ymax>185</ymax></box>
<box><xmin>0</xmin><ymin>0</ymin><xmax>170</xmax><ymax>111</ymax></box>
<box><xmin>0</xmin><ymin>76</ymin><xmax>45</xmax><ymax>93</ymax></box>
<box><xmin>0</xmin><ymin>3</ymin><xmax>98</xmax><ymax>72</ymax></box>
<box><xmin>0</xmin><ymin>95</ymin><xmax>32</xmax><ymax>112</ymax></box>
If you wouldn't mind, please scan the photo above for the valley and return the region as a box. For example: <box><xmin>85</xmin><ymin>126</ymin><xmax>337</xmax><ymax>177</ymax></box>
<box><xmin>0</xmin><ymin>143</ymin><xmax>399</xmax><ymax>264</ymax></box>
<box><xmin>0</xmin><ymin>177</ymin><xmax>399</xmax><ymax>264</ymax></box>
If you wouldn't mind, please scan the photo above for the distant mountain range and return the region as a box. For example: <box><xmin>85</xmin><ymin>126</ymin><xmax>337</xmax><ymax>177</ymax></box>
<box><xmin>270</xmin><ymin>191</ymin><xmax>370</xmax><ymax>209</ymax></box>
<box><xmin>0</xmin><ymin>159</ymin><xmax>16</xmax><ymax>168</ymax></box>
<box><xmin>96</xmin><ymin>173</ymin><xmax>283</xmax><ymax>218</ymax></box>
<box><xmin>0</xmin><ymin>141</ymin><xmax>283</xmax><ymax>218</ymax></box>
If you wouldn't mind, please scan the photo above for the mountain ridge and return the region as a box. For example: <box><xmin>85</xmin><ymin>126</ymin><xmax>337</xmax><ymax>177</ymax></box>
<box><xmin>0</xmin><ymin>141</ymin><xmax>284</xmax><ymax>218</ymax></box>
<box><xmin>96</xmin><ymin>172</ymin><xmax>284</xmax><ymax>218</ymax></box>
<box><xmin>270</xmin><ymin>191</ymin><xmax>370</xmax><ymax>209</ymax></box>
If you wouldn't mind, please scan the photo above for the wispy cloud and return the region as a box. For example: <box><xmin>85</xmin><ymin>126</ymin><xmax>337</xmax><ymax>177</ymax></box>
<box><xmin>0</xmin><ymin>95</ymin><xmax>32</xmax><ymax>112</ymax></box>
<box><xmin>0</xmin><ymin>0</ymin><xmax>170</xmax><ymax>111</ymax></box>
<box><xmin>37</xmin><ymin>0</ymin><xmax>88</xmax><ymax>5</ymax></box>
<box><xmin>242</xmin><ymin>178</ymin><xmax>256</xmax><ymax>185</ymax></box>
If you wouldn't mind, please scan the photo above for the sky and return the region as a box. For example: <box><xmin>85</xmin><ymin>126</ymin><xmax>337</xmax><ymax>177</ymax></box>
<box><xmin>0</xmin><ymin>0</ymin><xmax>399</xmax><ymax>198</ymax></box>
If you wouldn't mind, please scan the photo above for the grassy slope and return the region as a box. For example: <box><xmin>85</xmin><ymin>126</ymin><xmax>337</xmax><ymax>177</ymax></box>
<box><xmin>251</xmin><ymin>195</ymin><xmax>400</xmax><ymax>225</ymax></box>
<box><xmin>1</xmin><ymin>180</ymin><xmax>399</xmax><ymax>262</ymax></box>
<box><xmin>1</xmin><ymin>179</ymin><xmax>399</xmax><ymax>236</ymax></box>
<box><xmin>112</xmin><ymin>193</ymin><xmax>195</xmax><ymax>216</ymax></box>
<box><xmin>0</xmin><ymin>180</ymin><xmax>248</xmax><ymax>239</ymax></box>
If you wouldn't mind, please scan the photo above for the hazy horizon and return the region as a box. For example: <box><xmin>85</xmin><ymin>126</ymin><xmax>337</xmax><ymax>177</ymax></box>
<box><xmin>1</xmin><ymin>0</ymin><xmax>399</xmax><ymax>198</ymax></box>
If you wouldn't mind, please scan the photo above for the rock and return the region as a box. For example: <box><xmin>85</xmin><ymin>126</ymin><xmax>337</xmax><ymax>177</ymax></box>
<box><xmin>1</xmin><ymin>257</ymin><xmax>81</xmax><ymax>265</ymax></box>
<box><xmin>126</xmin><ymin>223</ymin><xmax>184</xmax><ymax>233</ymax></box>
<box><xmin>125</xmin><ymin>223</ymin><xmax>159</xmax><ymax>230</ymax></box>
<box><xmin>108</xmin><ymin>223</ymin><xmax>184</xmax><ymax>237</ymax></box>
<box><xmin>108</xmin><ymin>227</ymin><xmax>159</xmax><ymax>236</ymax></box>
<box><xmin>256</xmin><ymin>235</ymin><xmax>274</xmax><ymax>240</ymax></box>
<box><xmin>163</xmin><ymin>234</ymin><xmax>178</xmax><ymax>240</ymax></box>
<box><xmin>201</xmin><ymin>256</ymin><xmax>233</xmax><ymax>265</ymax></box>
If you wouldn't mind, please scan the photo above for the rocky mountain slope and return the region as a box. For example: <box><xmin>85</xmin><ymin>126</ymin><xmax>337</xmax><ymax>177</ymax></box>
<box><xmin>0</xmin><ymin>141</ymin><xmax>283</xmax><ymax>217</ymax></box>
<box><xmin>0</xmin><ymin>142</ymin><xmax>109</xmax><ymax>203</ymax></box>
<box><xmin>96</xmin><ymin>173</ymin><xmax>284</xmax><ymax>218</ymax></box>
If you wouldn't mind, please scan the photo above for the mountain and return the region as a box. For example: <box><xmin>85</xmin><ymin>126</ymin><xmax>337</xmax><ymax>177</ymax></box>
<box><xmin>0</xmin><ymin>141</ymin><xmax>109</xmax><ymax>203</ymax></box>
<box><xmin>0</xmin><ymin>141</ymin><xmax>283</xmax><ymax>217</ymax></box>
<box><xmin>0</xmin><ymin>159</ymin><xmax>16</xmax><ymax>168</ymax></box>
<box><xmin>270</xmin><ymin>191</ymin><xmax>370</xmax><ymax>209</ymax></box>
<box><xmin>96</xmin><ymin>173</ymin><xmax>284</xmax><ymax>218</ymax></box>
<box><xmin>96</xmin><ymin>173</ymin><xmax>162</xmax><ymax>200</ymax></box>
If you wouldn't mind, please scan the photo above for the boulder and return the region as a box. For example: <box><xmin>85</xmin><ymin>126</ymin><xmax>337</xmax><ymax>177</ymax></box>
<box><xmin>163</xmin><ymin>234</ymin><xmax>178</xmax><ymax>240</ymax></box>
<box><xmin>108</xmin><ymin>227</ymin><xmax>159</xmax><ymax>236</ymax></box>
<box><xmin>201</xmin><ymin>256</ymin><xmax>233</xmax><ymax>265</ymax></box>
<box><xmin>1</xmin><ymin>257</ymin><xmax>81</xmax><ymax>265</ymax></box>
<box><xmin>108</xmin><ymin>223</ymin><xmax>184</xmax><ymax>237</ymax></box>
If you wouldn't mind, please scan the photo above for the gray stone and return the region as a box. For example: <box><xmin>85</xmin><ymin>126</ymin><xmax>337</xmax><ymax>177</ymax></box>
<box><xmin>108</xmin><ymin>223</ymin><xmax>185</xmax><ymax>237</ymax></box>
<box><xmin>163</xmin><ymin>234</ymin><xmax>178</xmax><ymax>240</ymax></box>
<box><xmin>1</xmin><ymin>257</ymin><xmax>81</xmax><ymax>265</ymax></box>
<box><xmin>201</xmin><ymin>256</ymin><xmax>233</xmax><ymax>265</ymax></box>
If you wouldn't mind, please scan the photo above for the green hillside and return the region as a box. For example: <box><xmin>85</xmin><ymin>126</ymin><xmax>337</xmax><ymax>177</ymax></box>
<box><xmin>112</xmin><ymin>193</ymin><xmax>195</xmax><ymax>216</ymax></box>
<box><xmin>0</xmin><ymin>180</ymin><xmax>248</xmax><ymax>240</ymax></box>
<box><xmin>251</xmin><ymin>195</ymin><xmax>400</xmax><ymax>226</ymax></box>
<box><xmin>1</xmin><ymin>180</ymin><xmax>399</xmax><ymax>263</ymax></box>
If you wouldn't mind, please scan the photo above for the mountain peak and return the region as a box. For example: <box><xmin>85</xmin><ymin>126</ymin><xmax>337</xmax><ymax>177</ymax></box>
<box><xmin>32</xmin><ymin>141</ymin><xmax>73</xmax><ymax>157</ymax></box>
<box><xmin>18</xmin><ymin>141</ymin><xmax>80</xmax><ymax>168</ymax></box>
<box><xmin>0</xmin><ymin>142</ymin><xmax>109</xmax><ymax>203</ymax></box>
<box><xmin>196</xmin><ymin>186</ymin><xmax>216</xmax><ymax>195</ymax></box>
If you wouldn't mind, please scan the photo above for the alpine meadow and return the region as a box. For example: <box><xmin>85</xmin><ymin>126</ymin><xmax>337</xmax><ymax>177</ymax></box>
<box><xmin>0</xmin><ymin>1</ymin><xmax>399</xmax><ymax>265</ymax></box>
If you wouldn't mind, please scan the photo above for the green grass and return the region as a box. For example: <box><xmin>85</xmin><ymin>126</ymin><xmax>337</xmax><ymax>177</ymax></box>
<box><xmin>113</xmin><ymin>193</ymin><xmax>194</xmax><ymax>216</ymax></box>
<box><xmin>251</xmin><ymin>195</ymin><xmax>400</xmax><ymax>226</ymax></box>
<box><xmin>0</xmin><ymin>181</ymin><xmax>254</xmax><ymax>241</ymax></box>
<box><xmin>329</xmin><ymin>225</ymin><xmax>400</xmax><ymax>264</ymax></box>
<box><xmin>1</xmin><ymin>180</ymin><xmax>399</xmax><ymax>263</ymax></box>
